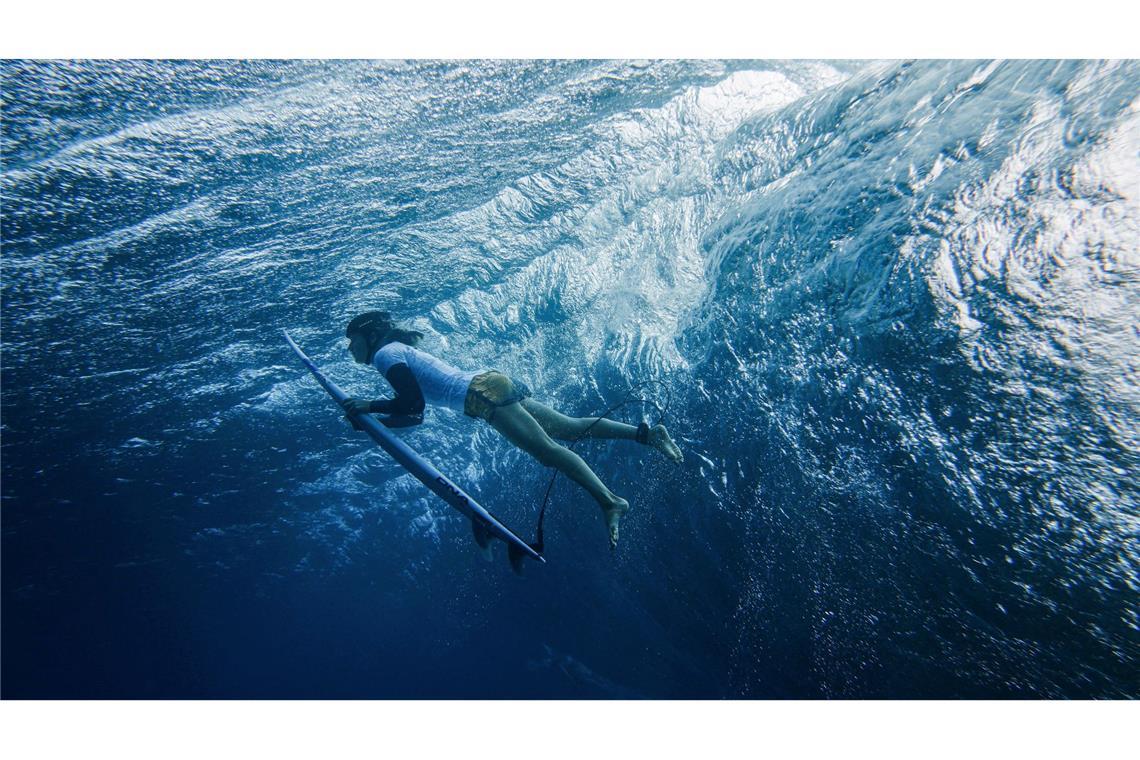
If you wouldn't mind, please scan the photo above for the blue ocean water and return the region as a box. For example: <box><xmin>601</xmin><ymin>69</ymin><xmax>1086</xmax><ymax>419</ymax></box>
<box><xmin>1</xmin><ymin>59</ymin><xmax>1137</xmax><ymax>699</ymax></box>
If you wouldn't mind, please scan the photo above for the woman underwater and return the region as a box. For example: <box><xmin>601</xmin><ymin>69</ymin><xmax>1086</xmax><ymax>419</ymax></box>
<box><xmin>340</xmin><ymin>311</ymin><xmax>683</xmax><ymax>549</ymax></box>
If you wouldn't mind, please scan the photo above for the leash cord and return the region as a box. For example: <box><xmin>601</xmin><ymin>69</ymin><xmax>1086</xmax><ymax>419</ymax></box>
<box><xmin>530</xmin><ymin>379</ymin><xmax>672</xmax><ymax>554</ymax></box>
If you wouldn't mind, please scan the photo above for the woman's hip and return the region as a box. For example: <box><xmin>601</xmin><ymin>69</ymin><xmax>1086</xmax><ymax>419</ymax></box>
<box><xmin>464</xmin><ymin>371</ymin><xmax>533</xmax><ymax>422</ymax></box>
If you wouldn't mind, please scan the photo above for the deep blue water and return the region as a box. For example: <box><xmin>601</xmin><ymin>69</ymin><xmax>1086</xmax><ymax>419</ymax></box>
<box><xmin>2</xmin><ymin>60</ymin><xmax>1137</xmax><ymax>699</ymax></box>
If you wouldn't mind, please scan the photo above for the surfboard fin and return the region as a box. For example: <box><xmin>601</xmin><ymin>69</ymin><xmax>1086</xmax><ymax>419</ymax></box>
<box><xmin>471</xmin><ymin>520</ymin><xmax>493</xmax><ymax>562</ymax></box>
<box><xmin>507</xmin><ymin>542</ymin><xmax>527</xmax><ymax>575</ymax></box>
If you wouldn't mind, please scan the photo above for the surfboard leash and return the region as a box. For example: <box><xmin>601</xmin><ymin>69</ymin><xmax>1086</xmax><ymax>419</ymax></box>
<box><xmin>530</xmin><ymin>379</ymin><xmax>672</xmax><ymax>555</ymax></box>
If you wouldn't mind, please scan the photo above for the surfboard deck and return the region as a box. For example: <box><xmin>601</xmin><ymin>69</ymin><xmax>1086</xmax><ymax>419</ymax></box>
<box><xmin>284</xmin><ymin>330</ymin><xmax>544</xmax><ymax>571</ymax></box>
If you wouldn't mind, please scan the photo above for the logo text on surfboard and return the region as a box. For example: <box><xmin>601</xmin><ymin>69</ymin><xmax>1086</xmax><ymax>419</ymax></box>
<box><xmin>435</xmin><ymin>475</ymin><xmax>470</xmax><ymax>507</ymax></box>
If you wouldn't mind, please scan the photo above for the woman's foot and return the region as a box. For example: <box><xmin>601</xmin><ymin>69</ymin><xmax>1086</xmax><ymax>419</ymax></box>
<box><xmin>602</xmin><ymin>496</ymin><xmax>630</xmax><ymax>549</ymax></box>
<box><xmin>648</xmin><ymin>424</ymin><xmax>683</xmax><ymax>463</ymax></box>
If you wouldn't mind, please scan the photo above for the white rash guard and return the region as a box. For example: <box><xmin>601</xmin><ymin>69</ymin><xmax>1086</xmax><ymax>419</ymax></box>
<box><xmin>372</xmin><ymin>342</ymin><xmax>480</xmax><ymax>413</ymax></box>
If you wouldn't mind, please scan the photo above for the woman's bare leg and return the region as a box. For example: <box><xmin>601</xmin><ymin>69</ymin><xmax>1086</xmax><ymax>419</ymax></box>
<box><xmin>487</xmin><ymin>401</ymin><xmax>629</xmax><ymax>547</ymax></box>
<box><xmin>521</xmin><ymin>398</ymin><xmax>683</xmax><ymax>462</ymax></box>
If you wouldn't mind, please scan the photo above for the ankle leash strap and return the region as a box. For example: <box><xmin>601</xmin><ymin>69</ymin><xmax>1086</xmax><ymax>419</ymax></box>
<box><xmin>635</xmin><ymin>421</ymin><xmax>650</xmax><ymax>445</ymax></box>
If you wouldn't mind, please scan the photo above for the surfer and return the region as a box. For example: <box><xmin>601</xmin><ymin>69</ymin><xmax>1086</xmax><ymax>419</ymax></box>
<box><xmin>340</xmin><ymin>311</ymin><xmax>683</xmax><ymax>548</ymax></box>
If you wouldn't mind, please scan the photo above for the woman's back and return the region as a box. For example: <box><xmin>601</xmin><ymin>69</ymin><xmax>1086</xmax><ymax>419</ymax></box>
<box><xmin>372</xmin><ymin>342</ymin><xmax>478</xmax><ymax>412</ymax></box>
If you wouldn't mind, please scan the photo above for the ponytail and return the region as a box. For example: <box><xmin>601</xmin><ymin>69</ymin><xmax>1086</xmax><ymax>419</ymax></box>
<box><xmin>379</xmin><ymin>327</ymin><xmax>424</xmax><ymax>347</ymax></box>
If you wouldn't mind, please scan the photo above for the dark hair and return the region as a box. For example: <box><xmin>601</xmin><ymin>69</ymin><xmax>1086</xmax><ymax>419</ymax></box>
<box><xmin>346</xmin><ymin>310</ymin><xmax>423</xmax><ymax>355</ymax></box>
<box><xmin>346</xmin><ymin>311</ymin><xmax>392</xmax><ymax>338</ymax></box>
<box><xmin>379</xmin><ymin>326</ymin><xmax>424</xmax><ymax>347</ymax></box>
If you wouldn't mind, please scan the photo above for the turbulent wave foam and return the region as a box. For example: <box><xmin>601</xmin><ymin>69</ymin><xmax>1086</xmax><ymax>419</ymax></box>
<box><xmin>690</xmin><ymin>60</ymin><xmax>1139</xmax><ymax>696</ymax></box>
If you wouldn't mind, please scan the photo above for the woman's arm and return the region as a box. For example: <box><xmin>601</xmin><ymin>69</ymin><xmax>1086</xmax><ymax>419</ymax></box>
<box><xmin>342</xmin><ymin>363</ymin><xmax>425</xmax><ymax>426</ymax></box>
